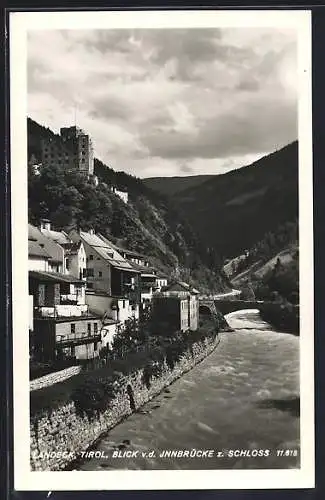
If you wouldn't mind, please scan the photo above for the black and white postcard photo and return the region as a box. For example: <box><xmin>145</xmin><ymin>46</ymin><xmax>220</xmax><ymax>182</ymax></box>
<box><xmin>9</xmin><ymin>9</ymin><xmax>314</xmax><ymax>491</ymax></box>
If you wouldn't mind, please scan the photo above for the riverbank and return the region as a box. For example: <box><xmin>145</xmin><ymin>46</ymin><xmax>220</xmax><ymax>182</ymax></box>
<box><xmin>75</xmin><ymin>310</ymin><xmax>300</xmax><ymax>471</ymax></box>
<box><xmin>30</xmin><ymin>329</ymin><xmax>220</xmax><ymax>471</ymax></box>
<box><xmin>259</xmin><ymin>302</ymin><xmax>299</xmax><ymax>335</ymax></box>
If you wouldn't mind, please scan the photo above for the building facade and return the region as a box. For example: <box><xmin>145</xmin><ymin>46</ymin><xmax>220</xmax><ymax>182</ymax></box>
<box><xmin>29</xmin><ymin>270</ymin><xmax>101</xmax><ymax>361</ymax></box>
<box><xmin>85</xmin><ymin>291</ymin><xmax>139</xmax><ymax>348</ymax></box>
<box><xmin>110</xmin><ymin>187</ymin><xmax>128</xmax><ymax>204</ymax></box>
<box><xmin>38</xmin><ymin>220</ymin><xmax>87</xmax><ymax>281</ymax></box>
<box><xmin>69</xmin><ymin>230</ymin><xmax>140</xmax><ymax>298</ymax></box>
<box><xmin>41</xmin><ymin>125</ymin><xmax>94</xmax><ymax>177</ymax></box>
<box><xmin>151</xmin><ymin>295</ymin><xmax>190</xmax><ymax>334</ymax></box>
<box><xmin>29</xmin><ymin>223</ymin><xmax>65</xmax><ymax>273</ymax></box>
<box><xmin>152</xmin><ymin>281</ymin><xmax>199</xmax><ymax>334</ymax></box>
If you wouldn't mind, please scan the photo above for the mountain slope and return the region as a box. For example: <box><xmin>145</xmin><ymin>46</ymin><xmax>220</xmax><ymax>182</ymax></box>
<box><xmin>27</xmin><ymin>118</ymin><xmax>231</xmax><ymax>293</ymax></box>
<box><xmin>223</xmin><ymin>218</ymin><xmax>298</xmax><ymax>304</ymax></box>
<box><xmin>143</xmin><ymin>174</ymin><xmax>216</xmax><ymax>197</ymax></box>
<box><xmin>172</xmin><ymin>142</ymin><xmax>298</xmax><ymax>259</ymax></box>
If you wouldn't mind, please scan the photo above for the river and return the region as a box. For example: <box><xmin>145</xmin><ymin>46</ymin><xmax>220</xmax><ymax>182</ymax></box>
<box><xmin>76</xmin><ymin>309</ymin><xmax>300</xmax><ymax>470</ymax></box>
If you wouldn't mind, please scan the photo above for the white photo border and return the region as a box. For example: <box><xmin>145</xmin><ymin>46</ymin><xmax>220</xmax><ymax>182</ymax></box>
<box><xmin>10</xmin><ymin>8</ymin><xmax>314</xmax><ymax>491</ymax></box>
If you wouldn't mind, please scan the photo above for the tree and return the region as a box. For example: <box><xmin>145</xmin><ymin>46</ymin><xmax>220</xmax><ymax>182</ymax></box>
<box><xmin>241</xmin><ymin>281</ymin><xmax>256</xmax><ymax>301</ymax></box>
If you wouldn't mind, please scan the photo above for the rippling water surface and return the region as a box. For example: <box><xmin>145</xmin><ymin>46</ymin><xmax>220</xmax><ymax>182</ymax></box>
<box><xmin>77</xmin><ymin>309</ymin><xmax>300</xmax><ymax>470</ymax></box>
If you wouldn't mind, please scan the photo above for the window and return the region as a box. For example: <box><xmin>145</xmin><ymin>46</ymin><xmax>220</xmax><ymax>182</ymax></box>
<box><xmin>71</xmin><ymin>324</ymin><xmax>75</xmax><ymax>334</ymax></box>
<box><xmin>99</xmin><ymin>271</ymin><xmax>102</xmax><ymax>278</ymax></box>
<box><xmin>71</xmin><ymin>346</ymin><xmax>75</xmax><ymax>357</ymax></box>
<box><xmin>94</xmin><ymin>323</ymin><xmax>98</xmax><ymax>334</ymax></box>
<box><xmin>88</xmin><ymin>323</ymin><xmax>91</xmax><ymax>336</ymax></box>
<box><xmin>87</xmin><ymin>268</ymin><xmax>94</xmax><ymax>277</ymax></box>
<box><xmin>66</xmin><ymin>259</ymin><xmax>70</xmax><ymax>271</ymax></box>
<box><xmin>94</xmin><ymin>341</ymin><xmax>98</xmax><ymax>351</ymax></box>
<box><xmin>89</xmin><ymin>255</ymin><xmax>93</xmax><ymax>261</ymax></box>
<box><xmin>122</xmin><ymin>300</ymin><xmax>125</xmax><ymax>308</ymax></box>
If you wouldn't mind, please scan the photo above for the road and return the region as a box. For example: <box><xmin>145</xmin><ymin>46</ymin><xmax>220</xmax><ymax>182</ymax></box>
<box><xmin>76</xmin><ymin>309</ymin><xmax>300</xmax><ymax>470</ymax></box>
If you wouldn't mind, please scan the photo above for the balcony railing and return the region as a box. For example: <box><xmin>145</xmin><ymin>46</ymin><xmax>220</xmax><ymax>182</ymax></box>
<box><xmin>34</xmin><ymin>304</ymin><xmax>89</xmax><ymax>319</ymax></box>
<box><xmin>56</xmin><ymin>332</ymin><xmax>101</xmax><ymax>347</ymax></box>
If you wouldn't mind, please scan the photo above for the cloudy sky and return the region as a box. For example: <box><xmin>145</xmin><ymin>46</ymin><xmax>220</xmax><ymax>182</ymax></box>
<box><xmin>28</xmin><ymin>28</ymin><xmax>297</xmax><ymax>178</ymax></box>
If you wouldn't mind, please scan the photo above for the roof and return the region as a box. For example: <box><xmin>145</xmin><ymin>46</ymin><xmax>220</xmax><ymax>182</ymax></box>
<box><xmin>162</xmin><ymin>281</ymin><xmax>200</xmax><ymax>295</ymax></box>
<box><xmin>80</xmin><ymin>231</ymin><xmax>110</xmax><ymax>248</ymax></box>
<box><xmin>29</xmin><ymin>270</ymin><xmax>84</xmax><ymax>284</ymax></box>
<box><xmin>98</xmin><ymin>235</ymin><xmax>150</xmax><ymax>261</ymax></box>
<box><xmin>28</xmin><ymin>240</ymin><xmax>51</xmax><ymax>259</ymax></box>
<box><xmin>28</xmin><ymin>224</ymin><xmax>64</xmax><ymax>264</ymax></box>
<box><xmin>79</xmin><ymin>231</ymin><xmax>139</xmax><ymax>273</ymax></box>
<box><xmin>61</xmin><ymin>241</ymin><xmax>82</xmax><ymax>255</ymax></box>
<box><xmin>131</xmin><ymin>261</ymin><xmax>157</xmax><ymax>276</ymax></box>
<box><xmin>102</xmin><ymin>319</ymin><xmax>120</xmax><ymax>326</ymax></box>
<box><xmin>118</xmin><ymin>246</ymin><xmax>148</xmax><ymax>260</ymax></box>
<box><xmin>41</xmin><ymin>229</ymin><xmax>71</xmax><ymax>245</ymax></box>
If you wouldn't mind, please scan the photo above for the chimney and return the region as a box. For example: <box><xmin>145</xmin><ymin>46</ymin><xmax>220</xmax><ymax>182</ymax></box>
<box><xmin>89</xmin><ymin>228</ymin><xmax>94</xmax><ymax>235</ymax></box>
<box><xmin>40</xmin><ymin>218</ymin><xmax>51</xmax><ymax>231</ymax></box>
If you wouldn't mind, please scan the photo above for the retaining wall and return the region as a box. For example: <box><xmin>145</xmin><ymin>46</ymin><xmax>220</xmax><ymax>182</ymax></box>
<box><xmin>30</xmin><ymin>335</ymin><xmax>219</xmax><ymax>471</ymax></box>
<box><xmin>30</xmin><ymin>366</ymin><xmax>82</xmax><ymax>391</ymax></box>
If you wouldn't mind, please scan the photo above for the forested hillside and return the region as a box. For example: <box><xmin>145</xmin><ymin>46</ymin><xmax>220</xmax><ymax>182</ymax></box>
<box><xmin>143</xmin><ymin>174</ymin><xmax>215</xmax><ymax>197</ymax></box>
<box><xmin>225</xmin><ymin>220</ymin><xmax>299</xmax><ymax>304</ymax></box>
<box><xmin>147</xmin><ymin>142</ymin><xmax>299</xmax><ymax>260</ymax></box>
<box><xmin>27</xmin><ymin>118</ymin><xmax>230</xmax><ymax>293</ymax></box>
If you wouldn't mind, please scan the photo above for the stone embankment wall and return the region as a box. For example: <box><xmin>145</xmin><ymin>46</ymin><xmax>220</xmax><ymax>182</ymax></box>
<box><xmin>30</xmin><ymin>335</ymin><xmax>219</xmax><ymax>471</ymax></box>
<box><xmin>30</xmin><ymin>366</ymin><xmax>82</xmax><ymax>391</ymax></box>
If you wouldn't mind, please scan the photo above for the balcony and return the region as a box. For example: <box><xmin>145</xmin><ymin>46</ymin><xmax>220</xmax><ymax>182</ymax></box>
<box><xmin>35</xmin><ymin>304</ymin><xmax>89</xmax><ymax>319</ymax></box>
<box><xmin>56</xmin><ymin>332</ymin><xmax>101</xmax><ymax>347</ymax></box>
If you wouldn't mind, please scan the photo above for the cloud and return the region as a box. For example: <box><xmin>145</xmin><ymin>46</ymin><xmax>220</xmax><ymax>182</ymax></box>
<box><xmin>27</xmin><ymin>27</ymin><xmax>298</xmax><ymax>177</ymax></box>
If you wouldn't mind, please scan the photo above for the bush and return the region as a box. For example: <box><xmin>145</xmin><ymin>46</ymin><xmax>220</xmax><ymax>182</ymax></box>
<box><xmin>142</xmin><ymin>359</ymin><xmax>164</xmax><ymax>389</ymax></box>
<box><xmin>71</xmin><ymin>374</ymin><xmax>120</xmax><ymax>419</ymax></box>
<box><xmin>259</xmin><ymin>302</ymin><xmax>299</xmax><ymax>334</ymax></box>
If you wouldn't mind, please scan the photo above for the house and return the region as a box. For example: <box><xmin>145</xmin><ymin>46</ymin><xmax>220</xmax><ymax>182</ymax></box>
<box><xmin>155</xmin><ymin>274</ymin><xmax>168</xmax><ymax>292</ymax></box>
<box><xmin>100</xmin><ymin>319</ymin><xmax>120</xmax><ymax>349</ymax></box>
<box><xmin>68</xmin><ymin>230</ymin><xmax>141</xmax><ymax>343</ymax></box>
<box><xmin>69</xmin><ymin>230</ymin><xmax>140</xmax><ymax>299</ymax></box>
<box><xmin>85</xmin><ymin>290</ymin><xmax>138</xmax><ymax>349</ymax></box>
<box><xmin>61</xmin><ymin>241</ymin><xmax>87</xmax><ymax>281</ymax></box>
<box><xmin>39</xmin><ymin>219</ymin><xmax>87</xmax><ymax>281</ymax></box>
<box><xmin>132</xmin><ymin>262</ymin><xmax>158</xmax><ymax>309</ymax></box>
<box><xmin>113</xmin><ymin>246</ymin><xmax>150</xmax><ymax>267</ymax></box>
<box><xmin>29</xmin><ymin>270</ymin><xmax>101</xmax><ymax>361</ymax></box>
<box><xmin>28</xmin><ymin>223</ymin><xmax>65</xmax><ymax>273</ymax></box>
<box><xmin>110</xmin><ymin>186</ymin><xmax>128</xmax><ymax>204</ymax></box>
<box><xmin>28</xmin><ymin>237</ymin><xmax>51</xmax><ymax>272</ymax></box>
<box><xmin>152</xmin><ymin>281</ymin><xmax>200</xmax><ymax>334</ymax></box>
<box><xmin>110</xmin><ymin>244</ymin><xmax>159</xmax><ymax>309</ymax></box>
<box><xmin>152</xmin><ymin>295</ymin><xmax>190</xmax><ymax>333</ymax></box>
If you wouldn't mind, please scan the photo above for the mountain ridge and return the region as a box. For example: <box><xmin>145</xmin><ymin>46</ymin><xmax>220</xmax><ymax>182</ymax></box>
<box><xmin>146</xmin><ymin>141</ymin><xmax>298</xmax><ymax>259</ymax></box>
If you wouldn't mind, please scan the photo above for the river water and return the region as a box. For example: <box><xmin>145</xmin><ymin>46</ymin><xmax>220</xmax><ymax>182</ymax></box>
<box><xmin>77</xmin><ymin>309</ymin><xmax>300</xmax><ymax>470</ymax></box>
